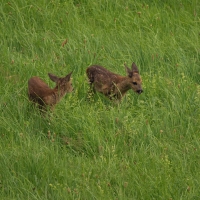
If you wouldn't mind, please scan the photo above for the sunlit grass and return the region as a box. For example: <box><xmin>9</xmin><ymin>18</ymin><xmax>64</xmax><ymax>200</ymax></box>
<box><xmin>0</xmin><ymin>0</ymin><xmax>200</xmax><ymax>199</ymax></box>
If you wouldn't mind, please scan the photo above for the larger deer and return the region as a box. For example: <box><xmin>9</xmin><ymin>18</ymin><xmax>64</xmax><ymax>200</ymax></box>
<box><xmin>86</xmin><ymin>62</ymin><xmax>143</xmax><ymax>100</ymax></box>
<box><xmin>28</xmin><ymin>72</ymin><xmax>73</xmax><ymax>111</ymax></box>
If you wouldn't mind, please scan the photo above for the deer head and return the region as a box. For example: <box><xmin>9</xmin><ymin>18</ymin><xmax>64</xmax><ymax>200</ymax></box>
<box><xmin>48</xmin><ymin>72</ymin><xmax>73</xmax><ymax>93</ymax></box>
<box><xmin>125</xmin><ymin>63</ymin><xmax>143</xmax><ymax>94</ymax></box>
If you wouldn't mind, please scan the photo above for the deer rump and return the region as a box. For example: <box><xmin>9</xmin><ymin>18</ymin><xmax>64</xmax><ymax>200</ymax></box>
<box><xmin>87</xmin><ymin>66</ymin><xmax>118</xmax><ymax>95</ymax></box>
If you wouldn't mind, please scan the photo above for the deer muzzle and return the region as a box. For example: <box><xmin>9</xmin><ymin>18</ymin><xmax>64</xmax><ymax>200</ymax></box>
<box><xmin>137</xmin><ymin>89</ymin><xmax>143</xmax><ymax>94</ymax></box>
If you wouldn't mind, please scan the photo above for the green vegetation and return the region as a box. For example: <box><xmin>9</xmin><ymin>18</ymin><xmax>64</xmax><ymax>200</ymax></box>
<box><xmin>0</xmin><ymin>0</ymin><xmax>200</xmax><ymax>199</ymax></box>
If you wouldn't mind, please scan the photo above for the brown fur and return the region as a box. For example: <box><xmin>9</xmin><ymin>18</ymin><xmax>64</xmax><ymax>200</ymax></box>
<box><xmin>28</xmin><ymin>72</ymin><xmax>73</xmax><ymax>111</ymax></box>
<box><xmin>86</xmin><ymin>62</ymin><xmax>143</xmax><ymax>100</ymax></box>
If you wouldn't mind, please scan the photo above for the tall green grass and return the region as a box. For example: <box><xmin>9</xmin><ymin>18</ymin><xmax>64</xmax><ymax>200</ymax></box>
<box><xmin>0</xmin><ymin>0</ymin><xmax>200</xmax><ymax>199</ymax></box>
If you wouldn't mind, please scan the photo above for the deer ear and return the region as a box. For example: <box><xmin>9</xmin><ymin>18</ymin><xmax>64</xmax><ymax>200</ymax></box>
<box><xmin>65</xmin><ymin>71</ymin><xmax>73</xmax><ymax>81</ymax></box>
<box><xmin>132</xmin><ymin>63</ymin><xmax>139</xmax><ymax>73</ymax></box>
<box><xmin>48</xmin><ymin>73</ymin><xmax>59</xmax><ymax>82</ymax></box>
<box><xmin>125</xmin><ymin>65</ymin><xmax>133</xmax><ymax>78</ymax></box>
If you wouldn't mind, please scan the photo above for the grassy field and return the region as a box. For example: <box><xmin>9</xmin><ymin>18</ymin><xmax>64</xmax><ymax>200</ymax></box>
<box><xmin>0</xmin><ymin>0</ymin><xmax>200</xmax><ymax>199</ymax></box>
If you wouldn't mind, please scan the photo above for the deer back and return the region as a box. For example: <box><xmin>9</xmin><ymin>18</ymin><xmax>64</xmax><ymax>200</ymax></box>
<box><xmin>28</xmin><ymin>77</ymin><xmax>53</xmax><ymax>104</ymax></box>
<box><xmin>87</xmin><ymin>65</ymin><xmax>122</xmax><ymax>87</ymax></box>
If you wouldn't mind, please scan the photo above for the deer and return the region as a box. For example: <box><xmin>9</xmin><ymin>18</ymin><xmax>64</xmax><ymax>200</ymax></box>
<box><xmin>86</xmin><ymin>62</ymin><xmax>143</xmax><ymax>100</ymax></box>
<box><xmin>28</xmin><ymin>72</ymin><xmax>73</xmax><ymax>111</ymax></box>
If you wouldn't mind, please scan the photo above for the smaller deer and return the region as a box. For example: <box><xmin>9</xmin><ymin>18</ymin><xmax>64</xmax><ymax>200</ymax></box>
<box><xmin>86</xmin><ymin>62</ymin><xmax>143</xmax><ymax>100</ymax></box>
<box><xmin>28</xmin><ymin>72</ymin><xmax>73</xmax><ymax>111</ymax></box>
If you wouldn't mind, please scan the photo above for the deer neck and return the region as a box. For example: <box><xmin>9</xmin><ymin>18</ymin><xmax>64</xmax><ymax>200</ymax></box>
<box><xmin>115</xmin><ymin>76</ymin><xmax>130</xmax><ymax>94</ymax></box>
<box><xmin>53</xmin><ymin>86</ymin><xmax>66</xmax><ymax>102</ymax></box>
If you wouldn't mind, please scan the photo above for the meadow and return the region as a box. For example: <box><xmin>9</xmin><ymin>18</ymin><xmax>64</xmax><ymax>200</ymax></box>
<box><xmin>0</xmin><ymin>0</ymin><xmax>200</xmax><ymax>199</ymax></box>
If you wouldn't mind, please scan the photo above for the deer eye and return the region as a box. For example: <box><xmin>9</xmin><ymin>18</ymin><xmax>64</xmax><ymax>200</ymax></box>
<box><xmin>132</xmin><ymin>82</ymin><xmax>137</xmax><ymax>85</ymax></box>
